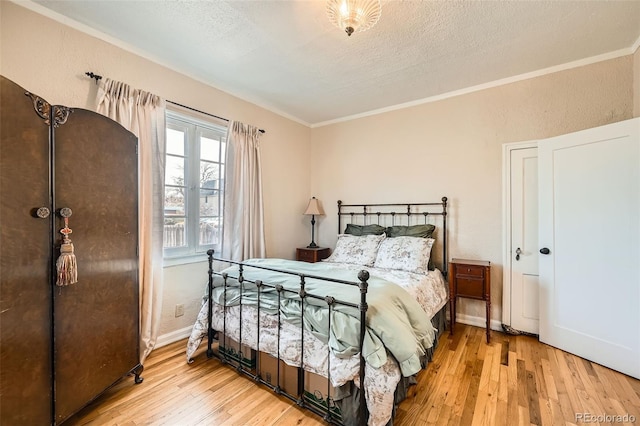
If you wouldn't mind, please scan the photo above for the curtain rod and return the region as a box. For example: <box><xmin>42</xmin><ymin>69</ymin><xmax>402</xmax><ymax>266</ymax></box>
<box><xmin>85</xmin><ymin>72</ymin><xmax>265</xmax><ymax>134</ymax></box>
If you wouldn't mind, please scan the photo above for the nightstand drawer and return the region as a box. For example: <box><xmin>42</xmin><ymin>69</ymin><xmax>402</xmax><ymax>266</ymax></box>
<box><xmin>456</xmin><ymin>277</ymin><xmax>485</xmax><ymax>298</ymax></box>
<box><xmin>455</xmin><ymin>264</ymin><xmax>485</xmax><ymax>278</ymax></box>
<box><xmin>297</xmin><ymin>250</ymin><xmax>315</xmax><ymax>262</ymax></box>
<box><xmin>296</xmin><ymin>247</ymin><xmax>330</xmax><ymax>263</ymax></box>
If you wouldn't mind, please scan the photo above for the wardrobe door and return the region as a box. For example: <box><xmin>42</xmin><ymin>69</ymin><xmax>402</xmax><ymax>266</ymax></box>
<box><xmin>0</xmin><ymin>76</ymin><xmax>53</xmax><ymax>424</ymax></box>
<box><xmin>52</xmin><ymin>109</ymin><xmax>139</xmax><ymax>424</ymax></box>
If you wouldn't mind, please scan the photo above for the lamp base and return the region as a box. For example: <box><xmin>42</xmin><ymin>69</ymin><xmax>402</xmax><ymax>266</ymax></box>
<box><xmin>307</xmin><ymin>215</ymin><xmax>318</xmax><ymax>249</ymax></box>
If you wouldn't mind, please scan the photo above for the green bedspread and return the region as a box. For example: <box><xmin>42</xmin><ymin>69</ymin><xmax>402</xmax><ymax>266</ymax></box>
<box><xmin>210</xmin><ymin>258</ymin><xmax>436</xmax><ymax>376</ymax></box>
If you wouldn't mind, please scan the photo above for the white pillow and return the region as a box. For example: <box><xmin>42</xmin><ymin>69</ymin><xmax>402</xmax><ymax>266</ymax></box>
<box><xmin>324</xmin><ymin>234</ymin><xmax>386</xmax><ymax>267</ymax></box>
<box><xmin>373</xmin><ymin>236</ymin><xmax>435</xmax><ymax>274</ymax></box>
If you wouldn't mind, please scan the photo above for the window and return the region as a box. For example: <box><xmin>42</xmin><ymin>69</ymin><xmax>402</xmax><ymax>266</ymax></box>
<box><xmin>164</xmin><ymin>111</ymin><xmax>227</xmax><ymax>260</ymax></box>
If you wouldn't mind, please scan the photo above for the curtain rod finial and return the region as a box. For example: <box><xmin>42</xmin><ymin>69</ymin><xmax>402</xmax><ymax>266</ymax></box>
<box><xmin>85</xmin><ymin>72</ymin><xmax>102</xmax><ymax>84</ymax></box>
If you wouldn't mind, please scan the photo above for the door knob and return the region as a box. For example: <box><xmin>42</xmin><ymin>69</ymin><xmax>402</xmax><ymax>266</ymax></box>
<box><xmin>540</xmin><ymin>247</ymin><xmax>550</xmax><ymax>255</ymax></box>
<box><xmin>515</xmin><ymin>247</ymin><xmax>522</xmax><ymax>261</ymax></box>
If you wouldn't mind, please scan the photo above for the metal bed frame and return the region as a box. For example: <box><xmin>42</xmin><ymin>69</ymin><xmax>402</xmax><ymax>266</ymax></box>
<box><xmin>205</xmin><ymin>197</ymin><xmax>448</xmax><ymax>425</ymax></box>
<box><xmin>338</xmin><ymin>197</ymin><xmax>448</xmax><ymax>277</ymax></box>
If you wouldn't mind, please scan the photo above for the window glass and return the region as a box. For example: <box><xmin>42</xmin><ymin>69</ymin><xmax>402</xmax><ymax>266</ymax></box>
<box><xmin>200</xmin><ymin>161</ymin><xmax>219</xmax><ymax>189</ymax></box>
<box><xmin>163</xmin><ymin>217</ymin><xmax>187</xmax><ymax>248</ymax></box>
<box><xmin>163</xmin><ymin>111</ymin><xmax>227</xmax><ymax>260</ymax></box>
<box><xmin>199</xmin><ymin>189</ymin><xmax>220</xmax><ymax>216</ymax></box>
<box><xmin>200</xmin><ymin>136</ymin><xmax>220</xmax><ymax>162</ymax></box>
<box><xmin>199</xmin><ymin>218</ymin><xmax>221</xmax><ymax>246</ymax></box>
<box><xmin>165</xmin><ymin>156</ymin><xmax>185</xmax><ymax>186</ymax></box>
<box><xmin>164</xmin><ymin>187</ymin><xmax>185</xmax><ymax>217</ymax></box>
<box><xmin>166</xmin><ymin>128</ymin><xmax>185</xmax><ymax>156</ymax></box>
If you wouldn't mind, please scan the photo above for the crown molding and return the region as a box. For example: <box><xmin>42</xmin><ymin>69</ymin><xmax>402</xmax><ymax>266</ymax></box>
<box><xmin>13</xmin><ymin>0</ymin><xmax>637</xmax><ymax>130</ymax></box>
<box><xmin>311</xmin><ymin>46</ymin><xmax>637</xmax><ymax>128</ymax></box>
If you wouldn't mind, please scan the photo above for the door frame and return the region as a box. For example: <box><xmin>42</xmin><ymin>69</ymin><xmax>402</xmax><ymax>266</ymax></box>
<box><xmin>501</xmin><ymin>140</ymin><xmax>538</xmax><ymax>328</ymax></box>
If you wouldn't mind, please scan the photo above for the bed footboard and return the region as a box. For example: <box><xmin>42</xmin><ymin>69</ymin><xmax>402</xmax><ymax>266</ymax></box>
<box><xmin>205</xmin><ymin>249</ymin><xmax>369</xmax><ymax>425</ymax></box>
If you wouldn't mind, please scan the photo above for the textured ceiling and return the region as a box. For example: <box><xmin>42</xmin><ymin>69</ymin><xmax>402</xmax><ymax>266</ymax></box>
<box><xmin>28</xmin><ymin>0</ymin><xmax>640</xmax><ymax>126</ymax></box>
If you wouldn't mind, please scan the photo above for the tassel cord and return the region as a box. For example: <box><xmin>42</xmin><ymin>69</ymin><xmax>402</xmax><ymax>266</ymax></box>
<box><xmin>56</xmin><ymin>218</ymin><xmax>78</xmax><ymax>286</ymax></box>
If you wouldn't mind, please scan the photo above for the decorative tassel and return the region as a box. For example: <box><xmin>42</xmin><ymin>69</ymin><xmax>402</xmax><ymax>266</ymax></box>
<box><xmin>56</xmin><ymin>213</ymin><xmax>78</xmax><ymax>286</ymax></box>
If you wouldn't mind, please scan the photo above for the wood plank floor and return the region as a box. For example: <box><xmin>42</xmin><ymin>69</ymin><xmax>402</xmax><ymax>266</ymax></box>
<box><xmin>66</xmin><ymin>324</ymin><xmax>640</xmax><ymax>425</ymax></box>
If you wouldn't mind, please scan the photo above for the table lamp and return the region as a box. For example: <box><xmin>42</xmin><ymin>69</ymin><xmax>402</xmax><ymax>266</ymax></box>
<box><xmin>304</xmin><ymin>197</ymin><xmax>324</xmax><ymax>248</ymax></box>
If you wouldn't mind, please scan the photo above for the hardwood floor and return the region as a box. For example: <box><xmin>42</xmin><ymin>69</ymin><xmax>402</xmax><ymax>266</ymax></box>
<box><xmin>66</xmin><ymin>324</ymin><xmax>640</xmax><ymax>425</ymax></box>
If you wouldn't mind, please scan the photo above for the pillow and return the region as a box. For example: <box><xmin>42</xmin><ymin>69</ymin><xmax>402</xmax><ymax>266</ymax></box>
<box><xmin>344</xmin><ymin>223</ymin><xmax>386</xmax><ymax>236</ymax></box>
<box><xmin>373</xmin><ymin>237</ymin><xmax>435</xmax><ymax>275</ymax></box>
<box><xmin>323</xmin><ymin>234</ymin><xmax>386</xmax><ymax>266</ymax></box>
<box><xmin>385</xmin><ymin>224</ymin><xmax>435</xmax><ymax>238</ymax></box>
<box><xmin>385</xmin><ymin>224</ymin><xmax>436</xmax><ymax>270</ymax></box>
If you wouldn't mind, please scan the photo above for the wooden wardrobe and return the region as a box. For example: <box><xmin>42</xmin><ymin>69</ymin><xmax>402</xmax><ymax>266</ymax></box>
<box><xmin>0</xmin><ymin>75</ymin><xmax>143</xmax><ymax>425</ymax></box>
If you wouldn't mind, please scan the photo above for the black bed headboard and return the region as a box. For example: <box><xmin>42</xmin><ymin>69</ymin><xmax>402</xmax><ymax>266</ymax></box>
<box><xmin>337</xmin><ymin>197</ymin><xmax>448</xmax><ymax>277</ymax></box>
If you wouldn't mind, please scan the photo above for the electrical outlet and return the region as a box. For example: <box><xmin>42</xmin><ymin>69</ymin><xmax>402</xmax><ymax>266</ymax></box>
<box><xmin>175</xmin><ymin>304</ymin><xmax>184</xmax><ymax>317</ymax></box>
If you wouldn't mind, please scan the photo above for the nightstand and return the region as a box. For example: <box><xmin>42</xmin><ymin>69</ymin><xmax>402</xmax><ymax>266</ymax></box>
<box><xmin>296</xmin><ymin>247</ymin><xmax>330</xmax><ymax>263</ymax></box>
<box><xmin>449</xmin><ymin>258</ymin><xmax>491</xmax><ymax>343</ymax></box>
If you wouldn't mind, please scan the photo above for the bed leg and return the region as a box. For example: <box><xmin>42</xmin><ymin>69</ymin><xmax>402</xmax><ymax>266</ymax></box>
<box><xmin>207</xmin><ymin>249</ymin><xmax>215</xmax><ymax>359</ymax></box>
<box><xmin>207</xmin><ymin>327</ymin><xmax>215</xmax><ymax>358</ymax></box>
<box><xmin>358</xmin><ymin>270</ymin><xmax>369</xmax><ymax>426</ymax></box>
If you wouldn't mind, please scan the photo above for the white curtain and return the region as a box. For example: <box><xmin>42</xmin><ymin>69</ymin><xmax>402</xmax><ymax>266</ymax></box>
<box><xmin>222</xmin><ymin>121</ymin><xmax>266</xmax><ymax>261</ymax></box>
<box><xmin>96</xmin><ymin>78</ymin><xmax>166</xmax><ymax>363</ymax></box>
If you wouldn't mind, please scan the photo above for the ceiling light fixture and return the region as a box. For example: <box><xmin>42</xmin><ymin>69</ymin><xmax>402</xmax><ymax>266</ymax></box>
<box><xmin>326</xmin><ymin>0</ymin><xmax>381</xmax><ymax>37</ymax></box>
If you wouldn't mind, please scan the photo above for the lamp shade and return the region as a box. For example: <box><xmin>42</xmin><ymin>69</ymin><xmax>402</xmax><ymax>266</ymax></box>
<box><xmin>304</xmin><ymin>197</ymin><xmax>324</xmax><ymax>216</ymax></box>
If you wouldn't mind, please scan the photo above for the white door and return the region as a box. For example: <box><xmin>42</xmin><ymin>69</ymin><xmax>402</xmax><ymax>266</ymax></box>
<box><xmin>539</xmin><ymin>118</ymin><xmax>640</xmax><ymax>379</ymax></box>
<box><xmin>509</xmin><ymin>147</ymin><xmax>540</xmax><ymax>334</ymax></box>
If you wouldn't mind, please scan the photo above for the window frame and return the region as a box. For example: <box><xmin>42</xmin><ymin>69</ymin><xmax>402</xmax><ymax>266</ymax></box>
<box><xmin>163</xmin><ymin>109</ymin><xmax>227</xmax><ymax>263</ymax></box>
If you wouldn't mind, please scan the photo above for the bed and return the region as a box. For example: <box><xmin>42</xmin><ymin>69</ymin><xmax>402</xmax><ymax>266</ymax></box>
<box><xmin>186</xmin><ymin>198</ymin><xmax>449</xmax><ymax>426</ymax></box>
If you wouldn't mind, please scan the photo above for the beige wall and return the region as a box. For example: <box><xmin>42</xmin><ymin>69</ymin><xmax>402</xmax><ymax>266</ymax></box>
<box><xmin>311</xmin><ymin>56</ymin><xmax>635</xmax><ymax>324</ymax></box>
<box><xmin>635</xmin><ymin>45</ymin><xmax>640</xmax><ymax>117</ymax></box>
<box><xmin>1</xmin><ymin>1</ymin><xmax>312</xmax><ymax>340</ymax></box>
<box><xmin>3</xmin><ymin>0</ymin><xmax>637</xmax><ymax>339</ymax></box>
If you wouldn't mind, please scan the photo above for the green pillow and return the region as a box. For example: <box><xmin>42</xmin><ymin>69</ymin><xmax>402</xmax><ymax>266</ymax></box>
<box><xmin>385</xmin><ymin>224</ymin><xmax>435</xmax><ymax>238</ymax></box>
<box><xmin>344</xmin><ymin>223</ymin><xmax>386</xmax><ymax>236</ymax></box>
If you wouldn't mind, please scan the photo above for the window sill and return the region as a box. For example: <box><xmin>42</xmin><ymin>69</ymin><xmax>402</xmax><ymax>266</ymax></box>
<box><xmin>163</xmin><ymin>254</ymin><xmax>209</xmax><ymax>268</ymax></box>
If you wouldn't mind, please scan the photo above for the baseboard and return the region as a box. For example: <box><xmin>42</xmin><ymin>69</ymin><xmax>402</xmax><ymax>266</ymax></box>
<box><xmin>155</xmin><ymin>325</ymin><xmax>192</xmax><ymax>349</ymax></box>
<box><xmin>455</xmin><ymin>313</ymin><xmax>503</xmax><ymax>332</ymax></box>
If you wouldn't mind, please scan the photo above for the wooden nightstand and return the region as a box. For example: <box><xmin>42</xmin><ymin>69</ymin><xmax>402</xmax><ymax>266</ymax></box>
<box><xmin>449</xmin><ymin>258</ymin><xmax>491</xmax><ymax>343</ymax></box>
<box><xmin>296</xmin><ymin>247</ymin><xmax>330</xmax><ymax>263</ymax></box>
